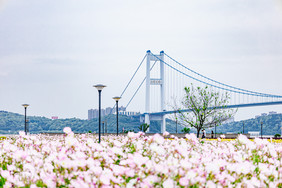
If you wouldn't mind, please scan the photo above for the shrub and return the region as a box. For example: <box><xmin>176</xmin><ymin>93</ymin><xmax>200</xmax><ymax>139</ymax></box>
<box><xmin>181</xmin><ymin>127</ymin><xmax>190</xmax><ymax>133</ymax></box>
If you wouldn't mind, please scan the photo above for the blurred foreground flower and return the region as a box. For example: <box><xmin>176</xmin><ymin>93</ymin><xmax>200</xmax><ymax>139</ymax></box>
<box><xmin>0</xmin><ymin>127</ymin><xmax>281</xmax><ymax>187</ymax></box>
<box><xmin>63</xmin><ymin>127</ymin><xmax>72</xmax><ymax>134</ymax></box>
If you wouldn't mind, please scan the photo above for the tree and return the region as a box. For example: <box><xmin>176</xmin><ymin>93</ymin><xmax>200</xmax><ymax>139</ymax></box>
<box><xmin>178</xmin><ymin>84</ymin><xmax>236</xmax><ymax>138</ymax></box>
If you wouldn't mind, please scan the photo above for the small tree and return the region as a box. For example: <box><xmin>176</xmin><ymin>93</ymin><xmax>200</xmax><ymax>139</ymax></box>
<box><xmin>178</xmin><ymin>84</ymin><xmax>236</xmax><ymax>138</ymax></box>
<box><xmin>138</xmin><ymin>123</ymin><xmax>150</xmax><ymax>133</ymax></box>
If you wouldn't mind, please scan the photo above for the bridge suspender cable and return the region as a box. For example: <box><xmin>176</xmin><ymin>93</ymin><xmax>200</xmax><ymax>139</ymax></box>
<box><xmin>125</xmin><ymin>60</ymin><xmax>158</xmax><ymax>108</ymax></box>
<box><xmin>164</xmin><ymin>52</ymin><xmax>282</xmax><ymax>98</ymax></box>
<box><xmin>151</xmin><ymin>53</ymin><xmax>282</xmax><ymax>98</ymax></box>
<box><xmin>120</xmin><ymin>54</ymin><xmax>147</xmax><ymax>98</ymax></box>
<box><xmin>104</xmin><ymin>54</ymin><xmax>147</xmax><ymax>120</ymax></box>
<box><xmin>103</xmin><ymin>56</ymin><xmax>156</xmax><ymax>130</ymax></box>
<box><xmin>150</xmin><ymin>53</ymin><xmax>256</xmax><ymax>96</ymax></box>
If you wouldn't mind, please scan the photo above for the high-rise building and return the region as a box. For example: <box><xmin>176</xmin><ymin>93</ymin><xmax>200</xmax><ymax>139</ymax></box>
<box><xmin>105</xmin><ymin>107</ymin><xmax>113</xmax><ymax>115</ymax></box>
<box><xmin>88</xmin><ymin>109</ymin><xmax>99</xmax><ymax>120</ymax></box>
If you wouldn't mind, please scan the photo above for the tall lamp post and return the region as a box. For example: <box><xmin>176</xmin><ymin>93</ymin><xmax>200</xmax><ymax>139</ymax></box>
<box><xmin>261</xmin><ymin>121</ymin><xmax>263</xmax><ymax>139</ymax></box>
<box><xmin>105</xmin><ymin>120</ymin><xmax>107</xmax><ymax>134</ymax></box>
<box><xmin>113</xmin><ymin>96</ymin><xmax>121</xmax><ymax>136</ymax></box>
<box><xmin>102</xmin><ymin>121</ymin><xmax>105</xmax><ymax>136</ymax></box>
<box><xmin>176</xmin><ymin>118</ymin><xmax>178</xmax><ymax>134</ymax></box>
<box><xmin>214</xmin><ymin>124</ymin><xmax>217</xmax><ymax>139</ymax></box>
<box><xmin>243</xmin><ymin>121</ymin><xmax>245</xmax><ymax>134</ymax></box>
<box><xmin>94</xmin><ymin>84</ymin><xmax>106</xmax><ymax>143</ymax></box>
<box><xmin>22</xmin><ymin>104</ymin><xmax>29</xmax><ymax>135</ymax></box>
<box><xmin>27</xmin><ymin>119</ymin><xmax>29</xmax><ymax>134</ymax></box>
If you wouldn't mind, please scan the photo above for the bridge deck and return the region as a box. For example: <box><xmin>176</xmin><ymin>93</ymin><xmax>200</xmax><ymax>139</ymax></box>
<box><xmin>148</xmin><ymin>101</ymin><xmax>282</xmax><ymax>116</ymax></box>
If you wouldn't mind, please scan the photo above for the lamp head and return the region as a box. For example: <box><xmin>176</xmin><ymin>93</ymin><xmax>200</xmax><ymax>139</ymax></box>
<box><xmin>22</xmin><ymin>104</ymin><xmax>29</xmax><ymax>108</ymax></box>
<box><xmin>113</xmin><ymin>96</ymin><xmax>121</xmax><ymax>102</ymax></box>
<box><xmin>93</xmin><ymin>84</ymin><xmax>106</xmax><ymax>91</ymax></box>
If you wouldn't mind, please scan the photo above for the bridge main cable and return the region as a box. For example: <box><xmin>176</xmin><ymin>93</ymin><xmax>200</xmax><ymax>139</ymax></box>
<box><xmin>150</xmin><ymin>53</ymin><xmax>282</xmax><ymax>98</ymax></box>
<box><xmin>164</xmin><ymin>52</ymin><xmax>282</xmax><ymax>98</ymax></box>
<box><xmin>120</xmin><ymin>54</ymin><xmax>147</xmax><ymax>98</ymax></box>
<box><xmin>125</xmin><ymin>59</ymin><xmax>159</xmax><ymax>108</ymax></box>
<box><xmin>104</xmin><ymin>54</ymin><xmax>147</xmax><ymax>120</ymax></box>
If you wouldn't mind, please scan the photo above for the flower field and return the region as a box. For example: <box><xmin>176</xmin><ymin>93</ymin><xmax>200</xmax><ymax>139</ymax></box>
<box><xmin>0</xmin><ymin>128</ymin><xmax>282</xmax><ymax>187</ymax></box>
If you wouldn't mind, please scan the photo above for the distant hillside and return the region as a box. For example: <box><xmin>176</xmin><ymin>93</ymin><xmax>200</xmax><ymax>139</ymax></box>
<box><xmin>0</xmin><ymin>111</ymin><xmax>185</xmax><ymax>134</ymax></box>
<box><xmin>215</xmin><ymin>114</ymin><xmax>282</xmax><ymax>136</ymax></box>
<box><xmin>1</xmin><ymin>110</ymin><xmax>281</xmax><ymax>136</ymax></box>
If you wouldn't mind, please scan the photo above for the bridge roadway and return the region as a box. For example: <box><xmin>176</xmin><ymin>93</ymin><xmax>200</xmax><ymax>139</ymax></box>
<box><xmin>148</xmin><ymin>101</ymin><xmax>282</xmax><ymax>116</ymax></box>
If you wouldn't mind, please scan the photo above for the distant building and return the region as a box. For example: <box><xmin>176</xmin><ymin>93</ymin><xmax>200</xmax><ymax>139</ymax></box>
<box><xmin>105</xmin><ymin>107</ymin><xmax>113</xmax><ymax>115</ymax></box>
<box><xmin>88</xmin><ymin>106</ymin><xmax>138</xmax><ymax>120</ymax></box>
<box><xmin>51</xmin><ymin>116</ymin><xmax>58</xmax><ymax>120</ymax></box>
<box><xmin>88</xmin><ymin>109</ymin><xmax>99</xmax><ymax>120</ymax></box>
<box><xmin>269</xmin><ymin>111</ymin><xmax>277</xmax><ymax>115</ymax></box>
<box><xmin>261</xmin><ymin>113</ymin><xmax>267</xmax><ymax>116</ymax></box>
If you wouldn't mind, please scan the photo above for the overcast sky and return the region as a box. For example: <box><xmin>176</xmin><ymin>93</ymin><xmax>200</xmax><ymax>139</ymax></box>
<box><xmin>0</xmin><ymin>0</ymin><xmax>282</xmax><ymax>121</ymax></box>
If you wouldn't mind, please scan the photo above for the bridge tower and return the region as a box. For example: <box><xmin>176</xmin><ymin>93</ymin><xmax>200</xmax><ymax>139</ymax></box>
<box><xmin>145</xmin><ymin>50</ymin><xmax>166</xmax><ymax>133</ymax></box>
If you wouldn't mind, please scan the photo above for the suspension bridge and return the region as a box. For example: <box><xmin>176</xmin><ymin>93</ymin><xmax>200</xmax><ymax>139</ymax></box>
<box><xmin>118</xmin><ymin>50</ymin><xmax>282</xmax><ymax>133</ymax></box>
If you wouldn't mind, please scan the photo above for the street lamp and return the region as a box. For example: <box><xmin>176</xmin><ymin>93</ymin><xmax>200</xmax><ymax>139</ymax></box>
<box><xmin>214</xmin><ymin>124</ymin><xmax>217</xmax><ymax>139</ymax></box>
<box><xmin>243</xmin><ymin>121</ymin><xmax>245</xmax><ymax>134</ymax></box>
<box><xmin>261</xmin><ymin>121</ymin><xmax>263</xmax><ymax>139</ymax></box>
<box><xmin>27</xmin><ymin>119</ymin><xmax>29</xmax><ymax>134</ymax></box>
<box><xmin>93</xmin><ymin>84</ymin><xmax>106</xmax><ymax>143</ymax></box>
<box><xmin>113</xmin><ymin>96</ymin><xmax>121</xmax><ymax>136</ymax></box>
<box><xmin>105</xmin><ymin>120</ymin><xmax>107</xmax><ymax>134</ymax></box>
<box><xmin>22</xmin><ymin>104</ymin><xmax>29</xmax><ymax>135</ymax></box>
<box><xmin>176</xmin><ymin>118</ymin><xmax>178</xmax><ymax>134</ymax></box>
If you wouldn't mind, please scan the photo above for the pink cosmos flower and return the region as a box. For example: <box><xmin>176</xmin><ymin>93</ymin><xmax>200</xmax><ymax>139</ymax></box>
<box><xmin>163</xmin><ymin>131</ymin><xmax>170</xmax><ymax>137</ymax></box>
<box><xmin>206</xmin><ymin>180</ymin><xmax>216</xmax><ymax>188</ymax></box>
<box><xmin>100</xmin><ymin>174</ymin><xmax>111</xmax><ymax>185</ymax></box>
<box><xmin>19</xmin><ymin>131</ymin><xmax>25</xmax><ymax>136</ymax></box>
<box><xmin>179</xmin><ymin>177</ymin><xmax>189</xmax><ymax>186</ymax></box>
<box><xmin>63</xmin><ymin>127</ymin><xmax>72</xmax><ymax>134</ymax></box>
<box><xmin>153</xmin><ymin>134</ymin><xmax>164</xmax><ymax>145</ymax></box>
<box><xmin>125</xmin><ymin>169</ymin><xmax>135</xmax><ymax>177</ymax></box>
<box><xmin>163</xmin><ymin>178</ymin><xmax>174</xmax><ymax>188</ymax></box>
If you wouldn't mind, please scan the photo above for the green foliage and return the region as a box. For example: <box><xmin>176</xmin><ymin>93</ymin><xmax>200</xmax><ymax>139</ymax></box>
<box><xmin>274</xmin><ymin>134</ymin><xmax>281</xmax><ymax>138</ymax></box>
<box><xmin>124</xmin><ymin>130</ymin><xmax>135</xmax><ymax>133</ymax></box>
<box><xmin>215</xmin><ymin>114</ymin><xmax>282</xmax><ymax>135</ymax></box>
<box><xmin>0</xmin><ymin>175</ymin><xmax>6</xmax><ymax>187</ymax></box>
<box><xmin>181</xmin><ymin>127</ymin><xmax>191</xmax><ymax>133</ymax></box>
<box><xmin>0</xmin><ymin>111</ymin><xmax>184</xmax><ymax>134</ymax></box>
<box><xmin>138</xmin><ymin>123</ymin><xmax>150</xmax><ymax>132</ymax></box>
<box><xmin>3</xmin><ymin>110</ymin><xmax>281</xmax><ymax>135</ymax></box>
<box><xmin>36</xmin><ymin>180</ymin><xmax>47</xmax><ymax>187</ymax></box>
